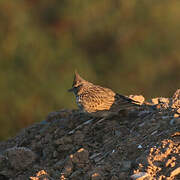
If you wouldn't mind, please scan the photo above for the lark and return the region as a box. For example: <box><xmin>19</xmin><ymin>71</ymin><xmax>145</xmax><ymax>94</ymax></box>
<box><xmin>68</xmin><ymin>72</ymin><xmax>140</xmax><ymax>117</ymax></box>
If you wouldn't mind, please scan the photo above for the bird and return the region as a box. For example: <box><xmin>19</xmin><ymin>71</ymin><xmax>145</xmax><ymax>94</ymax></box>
<box><xmin>68</xmin><ymin>71</ymin><xmax>141</xmax><ymax>117</ymax></box>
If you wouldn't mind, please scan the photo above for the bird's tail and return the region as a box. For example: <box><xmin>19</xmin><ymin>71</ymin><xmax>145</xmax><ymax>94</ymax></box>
<box><xmin>115</xmin><ymin>93</ymin><xmax>156</xmax><ymax>111</ymax></box>
<box><xmin>114</xmin><ymin>93</ymin><xmax>141</xmax><ymax>110</ymax></box>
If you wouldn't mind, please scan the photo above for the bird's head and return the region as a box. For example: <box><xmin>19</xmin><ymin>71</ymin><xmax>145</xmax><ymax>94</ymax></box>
<box><xmin>68</xmin><ymin>71</ymin><xmax>87</xmax><ymax>94</ymax></box>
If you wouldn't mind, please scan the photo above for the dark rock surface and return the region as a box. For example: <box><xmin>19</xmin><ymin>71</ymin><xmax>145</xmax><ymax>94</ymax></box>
<box><xmin>0</xmin><ymin>90</ymin><xmax>180</xmax><ymax>179</ymax></box>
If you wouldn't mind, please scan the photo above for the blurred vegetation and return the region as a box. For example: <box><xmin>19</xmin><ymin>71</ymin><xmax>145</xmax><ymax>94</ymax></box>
<box><xmin>0</xmin><ymin>0</ymin><xmax>180</xmax><ymax>140</ymax></box>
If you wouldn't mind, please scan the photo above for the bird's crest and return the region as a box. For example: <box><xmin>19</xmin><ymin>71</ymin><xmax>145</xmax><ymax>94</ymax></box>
<box><xmin>73</xmin><ymin>71</ymin><xmax>85</xmax><ymax>87</ymax></box>
<box><xmin>68</xmin><ymin>71</ymin><xmax>87</xmax><ymax>92</ymax></box>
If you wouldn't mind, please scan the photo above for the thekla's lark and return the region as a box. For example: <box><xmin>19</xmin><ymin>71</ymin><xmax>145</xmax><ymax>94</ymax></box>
<box><xmin>68</xmin><ymin>72</ymin><xmax>140</xmax><ymax>117</ymax></box>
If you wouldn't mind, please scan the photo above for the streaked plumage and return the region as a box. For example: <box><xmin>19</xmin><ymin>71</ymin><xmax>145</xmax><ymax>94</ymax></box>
<box><xmin>68</xmin><ymin>72</ymin><xmax>140</xmax><ymax>116</ymax></box>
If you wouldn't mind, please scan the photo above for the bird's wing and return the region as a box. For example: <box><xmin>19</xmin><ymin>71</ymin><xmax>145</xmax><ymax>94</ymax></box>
<box><xmin>80</xmin><ymin>85</ymin><xmax>115</xmax><ymax>112</ymax></box>
<box><xmin>112</xmin><ymin>93</ymin><xmax>140</xmax><ymax>110</ymax></box>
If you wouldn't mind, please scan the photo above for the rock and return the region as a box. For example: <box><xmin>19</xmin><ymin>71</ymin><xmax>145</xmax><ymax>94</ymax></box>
<box><xmin>91</xmin><ymin>172</ymin><xmax>102</xmax><ymax>180</ymax></box>
<box><xmin>53</xmin><ymin>159</ymin><xmax>66</xmax><ymax>170</ymax></box>
<box><xmin>159</xmin><ymin>97</ymin><xmax>170</xmax><ymax>104</ymax></box>
<box><xmin>159</xmin><ymin>98</ymin><xmax>170</xmax><ymax>109</ymax></box>
<box><xmin>131</xmin><ymin>172</ymin><xmax>151</xmax><ymax>180</ymax></box>
<box><xmin>172</xmin><ymin>89</ymin><xmax>180</xmax><ymax>99</ymax></box>
<box><xmin>53</xmin><ymin>150</ymin><xmax>59</xmax><ymax>158</ymax></box>
<box><xmin>121</xmin><ymin>161</ymin><xmax>132</xmax><ymax>171</ymax></box>
<box><xmin>46</xmin><ymin>110</ymin><xmax>71</xmax><ymax>122</ymax></box>
<box><xmin>165</xmin><ymin>156</ymin><xmax>176</xmax><ymax>168</ymax></box>
<box><xmin>73</xmin><ymin>130</ymin><xmax>84</xmax><ymax>145</ymax></box>
<box><xmin>170</xmin><ymin>118</ymin><xmax>180</xmax><ymax>125</ymax></box>
<box><xmin>69</xmin><ymin>170</ymin><xmax>82</xmax><ymax>179</ymax></box>
<box><xmin>177</xmin><ymin>108</ymin><xmax>180</xmax><ymax>114</ymax></box>
<box><xmin>151</xmin><ymin>98</ymin><xmax>159</xmax><ymax>104</ymax></box>
<box><xmin>137</xmin><ymin>145</ymin><xmax>143</xmax><ymax>149</ymax></box>
<box><xmin>118</xmin><ymin>172</ymin><xmax>127</xmax><ymax>180</ymax></box>
<box><xmin>135</xmin><ymin>156</ymin><xmax>148</xmax><ymax>167</ymax></box>
<box><xmin>2</xmin><ymin>147</ymin><xmax>36</xmax><ymax>171</ymax></box>
<box><xmin>61</xmin><ymin>158</ymin><xmax>73</xmax><ymax>177</ymax></box>
<box><xmin>174</xmin><ymin>113</ymin><xmax>179</xmax><ymax>118</ymax></box>
<box><xmin>70</xmin><ymin>148</ymin><xmax>89</xmax><ymax>168</ymax></box>
<box><xmin>30</xmin><ymin>170</ymin><xmax>54</xmax><ymax>180</ymax></box>
<box><xmin>151</xmin><ymin>97</ymin><xmax>170</xmax><ymax>109</ymax></box>
<box><xmin>90</xmin><ymin>153</ymin><xmax>101</xmax><ymax>160</ymax></box>
<box><xmin>170</xmin><ymin>167</ymin><xmax>180</xmax><ymax>178</ymax></box>
<box><xmin>129</xmin><ymin>95</ymin><xmax>145</xmax><ymax>105</ymax></box>
<box><xmin>111</xmin><ymin>175</ymin><xmax>119</xmax><ymax>180</ymax></box>
<box><xmin>54</xmin><ymin>136</ymin><xmax>72</xmax><ymax>145</ymax></box>
<box><xmin>0</xmin><ymin>174</ymin><xmax>9</xmax><ymax>180</ymax></box>
<box><xmin>55</xmin><ymin>136</ymin><xmax>74</xmax><ymax>152</ymax></box>
<box><xmin>171</xmin><ymin>89</ymin><xmax>180</xmax><ymax>108</ymax></box>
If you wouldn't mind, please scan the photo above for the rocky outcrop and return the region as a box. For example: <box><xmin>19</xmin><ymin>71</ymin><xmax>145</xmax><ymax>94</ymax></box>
<box><xmin>0</xmin><ymin>90</ymin><xmax>179</xmax><ymax>179</ymax></box>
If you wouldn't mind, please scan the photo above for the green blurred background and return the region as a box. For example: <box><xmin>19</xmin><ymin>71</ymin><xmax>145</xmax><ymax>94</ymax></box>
<box><xmin>0</xmin><ymin>0</ymin><xmax>180</xmax><ymax>140</ymax></box>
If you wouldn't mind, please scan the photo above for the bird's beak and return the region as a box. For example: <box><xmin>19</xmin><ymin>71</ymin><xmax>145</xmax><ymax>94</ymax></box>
<box><xmin>68</xmin><ymin>87</ymin><xmax>74</xmax><ymax>92</ymax></box>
